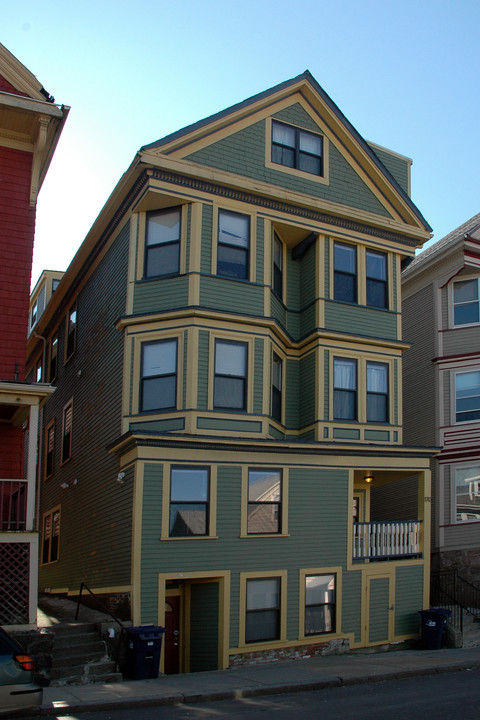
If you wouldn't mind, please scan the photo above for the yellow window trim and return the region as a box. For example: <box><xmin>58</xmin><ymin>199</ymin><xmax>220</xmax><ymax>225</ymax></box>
<box><xmin>238</xmin><ymin>570</ymin><xmax>287</xmax><ymax>648</ymax></box>
<box><xmin>161</xmin><ymin>463</ymin><xmax>217</xmax><ymax>540</ymax></box>
<box><xmin>265</xmin><ymin>117</ymin><xmax>330</xmax><ymax>186</ymax></box>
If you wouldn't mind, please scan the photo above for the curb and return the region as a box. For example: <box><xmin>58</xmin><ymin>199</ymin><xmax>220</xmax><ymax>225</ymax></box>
<box><xmin>29</xmin><ymin>659</ymin><xmax>480</xmax><ymax>717</ymax></box>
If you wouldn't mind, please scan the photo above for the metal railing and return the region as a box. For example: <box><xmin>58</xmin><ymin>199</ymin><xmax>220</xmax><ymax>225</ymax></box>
<box><xmin>75</xmin><ymin>582</ymin><xmax>127</xmax><ymax>671</ymax></box>
<box><xmin>353</xmin><ymin>520</ymin><xmax>421</xmax><ymax>560</ymax></box>
<box><xmin>0</xmin><ymin>480</ymin><xmax>27</xmax><ymax>531</ymax></box>
<box><xmin>431</xmin><ymin>570</ymin><xmax>480</xmax><ymax>632</ymax></box>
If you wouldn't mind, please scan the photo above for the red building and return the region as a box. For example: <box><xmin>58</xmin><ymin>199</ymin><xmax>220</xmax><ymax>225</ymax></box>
<box><xmin>0</xmin><ymin>43</ymin><xmax>68</xmax><ymax>628</ymax></box>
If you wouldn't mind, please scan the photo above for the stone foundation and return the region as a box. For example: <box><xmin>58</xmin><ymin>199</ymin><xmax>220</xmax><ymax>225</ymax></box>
<box><xmin>229</xmin><ymin>638</ymin><xmax>350</xmax><ymax>667</ymax></box>
<box><xmin>432</xmin><ymin>548</ymin><xmax>480</xmax><ymax>587</ymax></box>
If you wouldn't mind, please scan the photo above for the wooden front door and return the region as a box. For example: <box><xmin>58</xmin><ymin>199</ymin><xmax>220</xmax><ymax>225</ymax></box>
<box><xmin>164</xmin><ymin>596</ymin><xmax>180</xmax><ymax>674</ymax></box>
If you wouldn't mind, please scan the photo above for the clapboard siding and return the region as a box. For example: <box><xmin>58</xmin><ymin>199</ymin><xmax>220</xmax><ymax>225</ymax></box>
<box><xmin>133</xmin><ymin>275</ymin><xmax>189</xmax><ymax>314</ymax></box>
<box><xmin>395</xmin><ymin>565</ymin><xmax>423</xmax><ymax>635</ymax></box>
<box><xmin>39</xmin><ymin>222</ymin><xmax>131</xmax><ymax>592</ymax></box>
<box><xmin>199</xmin><ymin>275</ymin><xmax>264</xmax><ymax>316</ymax></box>
<box><xmin>325</xmin><ymin>302</ymin><xmax>398</xmax><ymax>340</ymax></box>
<box><xmin>402</xmin><ymin>284</ymin><xmax>436</xmax><ymax>446</ymax></box>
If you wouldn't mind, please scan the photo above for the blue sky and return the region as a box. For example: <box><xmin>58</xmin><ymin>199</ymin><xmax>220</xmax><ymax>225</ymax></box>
<box><xmin>3</xmin><ymin>0</ymin><xmax>479</xmax><ymax>286</ymax></box>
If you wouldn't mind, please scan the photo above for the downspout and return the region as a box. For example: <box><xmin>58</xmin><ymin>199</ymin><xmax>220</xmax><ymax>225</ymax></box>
<box><xmin>33</xmin><ymin>332</ymin><xmax>47</xmax><ymax>532</ymax></box>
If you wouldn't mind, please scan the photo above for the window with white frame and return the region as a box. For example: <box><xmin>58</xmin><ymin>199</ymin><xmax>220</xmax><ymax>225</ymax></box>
<box><xmin>145</xmin><ymin>207</ymin><xmax>181</xmax><ymax>278</ymax></box>
<box><xmin>455</xmin><ymin>370</ymin><xmax>480</xmax><ymax>423</ymax></box>
<box><xmin>245</xmin><ymin>577</ymin><xmax>281</xmax><ymax>643</ymax></box>
<box><xmin>304</xmin><ymin>574</ymin><xmax>336</xmax><ymax>635</ymax></box>
<box><xmin>271</xmin><ymin>120</ymin><xmax>323</xmax><ymax>176</ymax></box>
<box><xmin>453</xmin><ymin>278</ymin><xmax>480</xmax><ymax>326</ymax></box>
<box><xmin>455</xmin><ymin>465</ymin><xmax>480</xmax><ymax>522</ymax></box>
<box><xmin>217</xmin><ymin>210</ymin><xmax>250</xmax><ymax>280</ymax></box>
<box><xmin>169</xmin><ymin>467</ymin><xmax>209</xmax><ymax>537</ymax></box>
<box><xmin>247</xmin><ymin>469</ymin><xmax>282</xmax><ymax>535</ymax></box>
<box><xmin>214</xmin><ymin>339</ymin><xmax>247</xmax><ymax>410</ymax></box>
<box><xmin>334</xmin><ymin>357</ymin><xmax>357</xmax><ymax>420</ymax></box>
<box><xmin>367</xmin><ymin>362</ymin><xmax>389</xmax><ymax>422</ymax></box>
<box><xmin>140</xmin><ymin>339</ymin><xmax>177</xmax><ymax>412</ymax></box>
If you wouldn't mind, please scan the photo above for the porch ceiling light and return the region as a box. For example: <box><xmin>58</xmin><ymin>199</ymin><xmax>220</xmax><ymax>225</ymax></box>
<box><xmin>364</xmin><ymin>474</ymin><xmax>374</xmax><ymax>484</ymax></box>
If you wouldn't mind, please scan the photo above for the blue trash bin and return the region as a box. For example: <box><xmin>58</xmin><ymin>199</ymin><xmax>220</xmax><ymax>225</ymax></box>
<box><xmin>418</xmin><ymin>608</ymin><xmax>451</xmax><ymax>650</ymax></box>
<box><xmin>123</xmin><ymin>625</ymin><xmax>165</xmax><ymax>679</ymax></box>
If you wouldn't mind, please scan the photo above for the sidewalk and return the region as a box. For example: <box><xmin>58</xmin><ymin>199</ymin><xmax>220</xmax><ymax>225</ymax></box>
<box><xmin>36</xmin><ymin>645</ymin><xmax>480</xmax><ymax>716</ymax></box>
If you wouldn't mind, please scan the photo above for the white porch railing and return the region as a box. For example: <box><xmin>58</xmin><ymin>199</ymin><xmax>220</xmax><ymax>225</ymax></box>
<box><xmin>353</xmin><ymin>521</ymin><xmax>421</xmax><ymax>560</ymax></box>
<box><xmin>0</xmin><ymin>480</ymin><xmax>27</xmax><ymax>531</ymax></box>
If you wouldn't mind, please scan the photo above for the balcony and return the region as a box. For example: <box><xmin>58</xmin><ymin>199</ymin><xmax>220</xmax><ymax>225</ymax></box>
<box><xmin>0</xmin><ymin>480</ymin><xmax>27</xmax><ymax>531</ymax></box>
<box><xmin>353</xmin><ymin>521</ymin><xmax>421</xmax><ymax>560</ymax></box>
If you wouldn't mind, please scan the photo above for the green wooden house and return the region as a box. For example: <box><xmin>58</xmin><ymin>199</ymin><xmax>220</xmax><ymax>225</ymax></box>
<box><xmin>27</xmin><ymin>72</ymin><xmax>436</xmax><ymax>672</ymax></box>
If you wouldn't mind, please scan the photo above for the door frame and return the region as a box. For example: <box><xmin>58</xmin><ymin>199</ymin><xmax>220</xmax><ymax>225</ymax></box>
<box><xmin>158</xmin><ymin>570</ymin><xmax>230</xmax><ymax>672</ymax></box>
<box><xmin>363</xmin><ymin>569</ymin><xmax>395</xmax><ymax>647</ymax></box>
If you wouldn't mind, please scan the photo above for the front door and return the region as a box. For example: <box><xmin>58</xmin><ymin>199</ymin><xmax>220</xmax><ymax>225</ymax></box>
<box><xmin>164</xmin><ymin>596</ymin><xmax>180</xmax><ymax>674</ymax></box>
<box><xmin>366</xmin><ymin>574</ymin><xmax>393</xmax><ymax>645</ymax></box>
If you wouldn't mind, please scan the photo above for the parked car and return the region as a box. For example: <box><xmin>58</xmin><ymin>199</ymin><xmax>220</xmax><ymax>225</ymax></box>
<box><xmin>0</xmin><ymin>626</ymin><xmax>43</xmax><ymax>715</ymax></box>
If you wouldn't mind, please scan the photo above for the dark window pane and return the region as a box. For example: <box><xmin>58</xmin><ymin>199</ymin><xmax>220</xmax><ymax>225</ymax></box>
<box><xmin>146</xmin><ymin>243</ymin><xmax>179</xmax><ymax>278</ymax></box>
<box><xmin>334</xmin><ymin>389</ymin><xmax>356</xmax><ymax>420</ymax></box>
<box><xmin>217</xmin><ymin>244</ymin><xmax>248</xmax><ymax>279</ymax></box>
<box><xmin>142</xmin><ymin>375</ymin><xmax>176</xmax><ymax>411</ymax></box>
<box><xmin>247</xmin><ymin>504</ymin><xmax>280</xmax><ymax>534</ymax></box>
<box><xmin>171</xmin><ymin>468</ymin><xmax>209</xmax><ymax>502</ymax></box>
<box><xmin>367</xmin><ymin>394</ymin><xmax>388</xmax><ymax>422</ymax></box>
<box><xmin>299</xmin><ymin>153</ymin><xmax>321</xmax><ymax>175</ymax></box>
<box><xmin>305</xmin><ymin>605</ymin><xmax>335</xmax><ymax>635</ymax></box>
<box><xmin>367</xmin><ymin>278</ymin><xmax>387</xmax><ymax>308</ymax></box>
<box><xmin>245</xmin><ymin>609</ymin><xmax>279</xmax><ymax>643</ymax></box>
<box><xmin>454</xmin><ymin>303</ymin><xmax>480</xmax><ymax>325</ymax></box>
<box><xmin>214</xmin><ymin>376</ymin><xmax>245</xmax><ymax>409</ymax></box>
<box><xmin>334</xmin><ymin>273</ymin><xmax>356</xmax><ymax>303</ymax></box>
<box><xmin>169</xmin><ymin>504</ymin><xmax>207</xmax><ymax>536</ymax></box>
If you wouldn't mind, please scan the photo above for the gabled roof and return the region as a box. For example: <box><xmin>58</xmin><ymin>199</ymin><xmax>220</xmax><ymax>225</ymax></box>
<box><xmin>403</xmin><ymin>211</ymin><xmax>480</xmax><ymax>276</ymax></box>
<box><xmin>0</xmin><ymin>42</ymin><xmax>54</xmax><ymax>101</ymax></box>
<box><xmin>0</xmin><ymin>43</ymin><xmax>69</xmax><ymax>204</ymax></box>
<box><xmin>142</xmin><ymin>70</ymin><xmax>432</xmax><ymax>235</ymax></box>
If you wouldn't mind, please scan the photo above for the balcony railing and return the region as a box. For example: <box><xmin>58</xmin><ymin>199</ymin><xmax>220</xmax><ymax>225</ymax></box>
<box><xmin>353</xmin><ymin>521</ymin><xmax>421</xmax><ymax>560</ymax></box>
<box><xmin>0</xmin><ymin>480</ymin><xmax>27</xmax><ymax>531</ymax></box>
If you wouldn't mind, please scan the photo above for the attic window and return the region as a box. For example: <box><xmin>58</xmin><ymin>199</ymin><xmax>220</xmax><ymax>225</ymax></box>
<box><xmin>271</xmin><ymin>120</ymin><xmax>323</xmax><ymax>177</ymax></box>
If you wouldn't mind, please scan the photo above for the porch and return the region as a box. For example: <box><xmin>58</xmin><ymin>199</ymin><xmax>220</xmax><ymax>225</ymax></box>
<box><xmin>0</xmin><ymin>479</ymin><xmax>27</xmax><ymax>530</ymax></box>
<box><xmin>353</xmin><ymin>520</ymin><xmax>421</xmax><ymax>560</ymax></box>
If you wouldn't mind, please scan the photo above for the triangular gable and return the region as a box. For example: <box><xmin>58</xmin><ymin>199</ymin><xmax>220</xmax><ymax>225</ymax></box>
<box><xmin>0</xmin><ymin>43</ymin><xmax>52</xmax><ymax>101</ymax></box>
<box><xmin>141</xmin><ymin>71</ymin><xmax>431</xmax><ymax>238</ymax></box>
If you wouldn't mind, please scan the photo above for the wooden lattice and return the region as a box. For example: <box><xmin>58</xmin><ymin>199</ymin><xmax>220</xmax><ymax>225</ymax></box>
<box><xmin>0</xmin><ymin>542</ymin><xmax>30</xmax><ymax>625</ymax></box>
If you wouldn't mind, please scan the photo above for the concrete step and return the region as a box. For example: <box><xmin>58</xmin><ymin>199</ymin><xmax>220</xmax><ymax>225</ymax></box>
<box><xmin>50</xmin><ymin>660</ymin><xmax>122</xmax><ymax>686</ymax></box>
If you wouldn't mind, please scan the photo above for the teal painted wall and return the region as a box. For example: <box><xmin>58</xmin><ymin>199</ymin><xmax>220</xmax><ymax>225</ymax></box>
<box><xmin>186</xmin><ymin>104</ymin><xmax>392</xmax><ymax>219</ymax></box>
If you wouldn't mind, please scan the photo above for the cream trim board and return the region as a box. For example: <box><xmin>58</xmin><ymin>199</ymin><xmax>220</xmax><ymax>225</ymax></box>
<box><xmin>238</xmin><ymin>570</ymin><xmax>287</xmax><ymax>648</ymax></box>
<box><xmin>131</xmin><ymin>462</ymin><xmax>145</xmax><ymax>625</ymax></box>
<box><xmin>211</xmin><ymin>201</ymin><xmax>257</xmax><ymax>282</ymax></box>
<box><xmin>160</xmin><ymin>463</ymin><xmax>217</xmax><ymax>540</ymax></box>
<box><xmin>298</xmin><ymin>566</ymin><xmax>342</xmax><ymax>640</ymax></box>
<box><xmin>126</xmin><ymin>214</ymin><xmax>138</xmax><ymax>316</ymax></box>
<box><xmin>240</xmin><ymin>466</ymin><xmax>289</xmax><ymax>537</ymax></box>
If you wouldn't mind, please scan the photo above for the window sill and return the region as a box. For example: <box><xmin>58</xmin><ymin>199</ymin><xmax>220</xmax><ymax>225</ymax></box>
<box><xmin>160</xmin><ymin>535</ymin><xmax>218</xmax><ymax>541</ymax></box>
<box><xmin>240</xmin><ymin>533</ymin><xmax>290</xmax><ymax>539</ymax></box>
